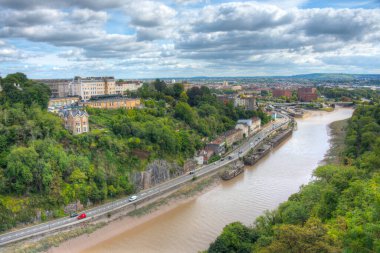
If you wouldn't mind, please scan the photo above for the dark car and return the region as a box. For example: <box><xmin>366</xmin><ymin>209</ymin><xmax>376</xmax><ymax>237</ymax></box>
<box><xmin>189</xmin><ymin>170</ymin><xmax>195</xmax><ymax>175</ymax></box>
<box><xmin>70</xmin><ymin>212</ymin><xmax>78</xmax><ymax>218</ymax></box>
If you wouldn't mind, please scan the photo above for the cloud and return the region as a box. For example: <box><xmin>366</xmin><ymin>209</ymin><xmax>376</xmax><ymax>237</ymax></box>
<box><xmin>0</xmin><ymin>0</ymin><xmax>125</xmax><ymax>10</ymax></box>
<box><xmin>126</xmin><ymin>1</ymin><xmax>177</xmax><ymax>27</ymax></box>
<box><xmin>0</xmin><ymin>40</ymin><xmax>27</xmax><ymax>62</ymax></box>
<box><xmin>191</xmin><ymin>2</ymin><xmax>294</xmax><ymax>32</ymax></box>
<box><xmin>0</xmin><ymin>0</ymin><xmax>380</xmax><ymax>77</ymax></box>
<box><xmin>300</xmin><ymin>8</ymin><xmax>380</xmax><ymax>40</ymax></box>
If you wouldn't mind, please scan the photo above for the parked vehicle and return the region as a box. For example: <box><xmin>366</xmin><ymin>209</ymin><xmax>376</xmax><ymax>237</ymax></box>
<box><xmin>77</xmin><ymin>213</ymin><xmax>86</xmax><ymax>220</ymax></box>
<box><xmin>189</xmin><ymin>170</ymin><xmax>195</xmax><ymax>175</ymax></box>
<box><xmin>70</xmin><ymin>212</ymin><xmax>78</xmax><ymax>218</ymax></box>
<box><xmin>129</xmin><ymin>195</ymin><xmax>137</xmax><ymax>202</ymax></box>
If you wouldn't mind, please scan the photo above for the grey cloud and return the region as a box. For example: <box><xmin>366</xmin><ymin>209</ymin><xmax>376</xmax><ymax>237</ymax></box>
<box><xmin>193</xmin><ymin>2</ymin><xmax>294</xmax><ymax>32</ymax></box>
<box><xmin>301</xmin><ymin>8</ymin><xmax>380</xmax><ymax>40</ymax></box>
<box><xmin>0</xmin><ymin>9</ymin><xmax>65</xmax><ymax>27</ymax></box>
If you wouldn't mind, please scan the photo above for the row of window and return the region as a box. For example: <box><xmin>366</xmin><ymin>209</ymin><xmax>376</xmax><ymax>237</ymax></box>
<box><xmin>76</xmin><ymin>126</ymin><xmax>88</xmax><ymax>133</ymax></box>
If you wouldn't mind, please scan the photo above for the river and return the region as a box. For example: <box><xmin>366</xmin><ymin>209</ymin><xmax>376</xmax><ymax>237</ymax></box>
<box><xmin>53</xmin><ymin>107</ymin><xmax>353</xmax><ymax>253</ymax></box>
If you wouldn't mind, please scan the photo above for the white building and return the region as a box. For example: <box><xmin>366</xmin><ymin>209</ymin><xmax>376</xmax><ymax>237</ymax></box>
<box><xmin>69</xmin><ymin>76</ymin><xmax>116</xmax><ymax>101</ymax></box>
<box><xmin>237</xmin><ymin>117</ymin><xmax>261</xmax><ymax>135</ymax></box>
<box><xmin>115</xmin><ymin>81</ymin><xmax>142</xmax><ymax>95</ymax></box>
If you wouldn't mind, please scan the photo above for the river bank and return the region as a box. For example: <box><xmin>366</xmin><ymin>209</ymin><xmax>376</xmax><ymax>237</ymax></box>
<box><xmin>322</xmin><ymin>118</ymin><xmax>350</xmax><ymax>165</ymax></box>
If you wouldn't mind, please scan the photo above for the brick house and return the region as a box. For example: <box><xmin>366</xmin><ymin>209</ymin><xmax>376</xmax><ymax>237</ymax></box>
<box><xmin>61</xmin><ymin>110</ymin><xmax>89</xmax><ymax>135</ymax></box>
<box><xmin>272</xmin><ymin>89</ymin><xmax>292</xmax><ymax>98</ymax></box>
<box><xmin>297</xmin><ymin>87</ymin><xmax>318</xmax><ymax>102</ymax></box>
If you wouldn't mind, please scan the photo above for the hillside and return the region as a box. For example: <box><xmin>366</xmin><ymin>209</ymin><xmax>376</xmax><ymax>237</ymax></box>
<box><xmin>0</xmin><ymin>73</ymin><xmax>270</xmax><ymax>232</ymax></box>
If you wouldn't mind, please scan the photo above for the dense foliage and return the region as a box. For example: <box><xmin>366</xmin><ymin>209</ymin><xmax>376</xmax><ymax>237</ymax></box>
<box><xmin>208</xmin><ymin>104</ymin><xmax>380</xmax><ymax>253</ymax></box>
<box><xmin>318</xmin><ymin>86</ymin><xmax>379</xmax><ymax>102</ymax></box>
<box><xmin>0</xmin><ymin>75</ymin><xmax>269</xmax><ymax>232</ymax></box>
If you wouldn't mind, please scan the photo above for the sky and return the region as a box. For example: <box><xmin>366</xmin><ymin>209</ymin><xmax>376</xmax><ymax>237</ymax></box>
<box><xmin>0</xmin><ymin>0</ymin><xmax>380</xmax><ymax>78</ymax></box>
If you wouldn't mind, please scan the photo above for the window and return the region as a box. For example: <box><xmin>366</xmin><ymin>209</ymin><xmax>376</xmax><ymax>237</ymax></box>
<box><xmin>83</xmin><ymin>127</ymin><xmax>87</xmax><ymax>132</ymax></box>
<box><xmin>77</xmin><ymin>128</ymin><xmax>81</xmax><ymax>133</ymax></box>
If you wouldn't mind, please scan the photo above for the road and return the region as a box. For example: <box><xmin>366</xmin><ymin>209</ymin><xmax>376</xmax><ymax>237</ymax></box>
<box><xmin>0</xmin><ymin>112</ymin><xmax>290</xmax><ymax>247</ymax></box>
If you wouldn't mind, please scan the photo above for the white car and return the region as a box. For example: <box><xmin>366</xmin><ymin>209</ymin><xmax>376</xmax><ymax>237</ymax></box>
<box><xmin>129</xmin><ymin>195</ymin><xmax>137</xmax><ymax>202</ymax></box>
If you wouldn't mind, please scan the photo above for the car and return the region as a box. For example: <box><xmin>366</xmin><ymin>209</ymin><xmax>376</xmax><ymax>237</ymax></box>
<box><xmin>77</xmin><ymin>213</ymin><xmax>86</xmax><ymax>220</ymax></box>
<box><xmin>70</xmin><ymin>212</ymin><xmax>78</xmax><ymax>218</ymax></box>
<box><xmin>221</xmin><ymin>158</ymin><xmax>224</xmax><ymax>161</ymax></box>
<box><xmin>129</xmin><ymin>195</ymin><xmax>138</xmax><ymax>202</ymax></box>
<box><xmin>189</xmin><ymin>170</ymin><xmax>195</xmax><ymax>175</ymax></box>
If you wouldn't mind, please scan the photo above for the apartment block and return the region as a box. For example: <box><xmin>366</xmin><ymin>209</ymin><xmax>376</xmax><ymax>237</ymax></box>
<box><xmin>36</xmin><ymin>79</ymin><xmax>71</xmax><ymax>98</ymax></box>
<box><xmin>115</xmin><ymin>81</ymin><xmax>143</xmax><ymax>95</ymax></box>
<box><xmin>272</xmin><ymin>89</ymin><xmax>292</xmax><ymax>98</ymax></box>
<box><xmin>234</xmin><ymin>96</ymin><xmax>257</xmax><ymax>110</ymax></box>
<box><xmin>70</xmin><ymin>76</ymin><xmax>116</xmax><ymax>100</ymax></box>
<box><xmin>297</xmin><ymin>87</ymin><xmax>318</xmax><ymax>102</ymax></box>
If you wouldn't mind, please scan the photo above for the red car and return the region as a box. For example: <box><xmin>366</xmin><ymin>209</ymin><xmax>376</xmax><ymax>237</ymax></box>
<box><xmin>77</xmin><ymin>213</ymin><xmax>87</xmax><ymax>220</ymax></box>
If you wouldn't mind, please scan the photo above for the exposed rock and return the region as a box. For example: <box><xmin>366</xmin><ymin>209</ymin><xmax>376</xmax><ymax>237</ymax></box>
<box><xmin>132</xmin><ymin>159</ymin><xmax>185</xmax><ymax>190</ymax></box>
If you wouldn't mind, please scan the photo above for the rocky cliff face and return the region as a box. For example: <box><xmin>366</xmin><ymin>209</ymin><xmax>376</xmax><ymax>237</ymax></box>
<box><xmin>132</xmin><ymin>160</ymin><xmax>186</xmax><ymax>190</ymax></box>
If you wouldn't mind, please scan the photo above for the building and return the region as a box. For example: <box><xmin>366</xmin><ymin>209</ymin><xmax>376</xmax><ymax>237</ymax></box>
<box><xmin>195</xmin><ymin>148</ymin><xmax>215</xmax><ymax>165</ymax></box>
<box><xmin>115</xmin><ymin>81</ymin><xmax>142</xmax><ymax>95</ymax></box>
<box><xmin>235</xmin><ymin>123</ymin><xmax>249</xmax><ymax>138</ymax></box>
<box><xmin>216</xmin><ymin>94</ymin><xmax>236</xmax><ymax>105</ymax></box>
<box><xmin>80</xmin><ymin>96</ymin><xmax>141</xmax><ymax>109</ymax></box>
<box><xmin>234</xmin><ymin>96</ymin><xmax>257</xmax><ymax>110</ymax></box>
<box><xmin>206</xmin><ymin>137</ymin><xmax>226</xmax><ymax>156</ymax></box>
<box><xmin>272</xmin><ymin>89</ymin><xmax>292</xmax><ymax>98</ymax></box>
<box><xmin>298</xmin><ymin>87</ymin><xmax>318</xmax><ymax>102</ymax></box>
<box><xmin>252</xmin><ymin>117</ymin><xmax>261</xmax><ymax>133</ymax></box>
<box><xmin>36</xmin><ymin>79</ymin><xmax>71</xmax><ymax>98</ymax></box>
<box><xmin>70</xmin><ymin>76</ymin><xmax>116</xmax><ymax>101</ymax></box>
<box><xmin>60</xmin><ymin>109</ymin><xmax>89</xmax><ymax>135</ymax></box>
<box><xmin>224</xmin><ymin>129</ymin><xmax>243</xmax><ymax>147</ymax></box>
<box><xmin>237</xmin><ymin>117</ymin><xmax>261</xmax><ymax>135</ymax></box>
<box><xmin>48</xmin><ymin>96</ymin><xmax>80</xmax><ymax>108</ymax></box>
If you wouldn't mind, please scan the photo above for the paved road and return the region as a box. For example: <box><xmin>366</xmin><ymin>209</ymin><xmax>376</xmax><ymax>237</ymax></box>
<box><xmin>0</xmin><ymin>113</ymin><xmax>290</xmax><ymax>247</ymax></box>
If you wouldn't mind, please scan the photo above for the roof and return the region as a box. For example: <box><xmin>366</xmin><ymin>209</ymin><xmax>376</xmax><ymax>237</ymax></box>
<box><xmin>237</xmin><ymin>119</ymin><xmax>252</xmax><ymax>126</ymax></box>
<box><xmin>62</xmin><ymin>109</ymin><xmax>88</xmax><ymax>118</ymax></box>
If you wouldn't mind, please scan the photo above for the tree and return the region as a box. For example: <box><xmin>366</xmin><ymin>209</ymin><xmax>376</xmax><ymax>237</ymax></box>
<box><xmin>208</xmin><ymin>222</ymin><xmax>258</xmax><ymax>253</ymax></box>
<box><xmin>263</xmin><ymin>218</ymin><xmax>339</xmax><ymax>253</ymax></box>
<box><xmin>6</xmin><ymin>146</ymin><xmax>38</xmax><ymax>194</ymax></box>
<box><xmin>154</xmin><ymin>79</ymin><xmax>167</xmax><ymax>93</ymax></box>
